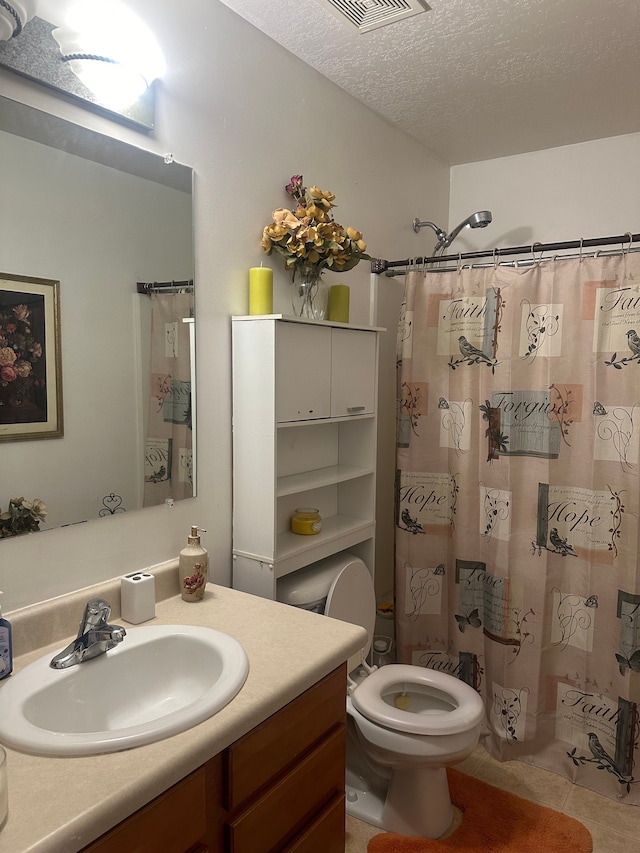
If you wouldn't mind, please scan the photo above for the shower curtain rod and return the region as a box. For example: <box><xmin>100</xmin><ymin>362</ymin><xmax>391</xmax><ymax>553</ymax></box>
<box><xmin>136</xmin><ymin>279</ymin><xmax>194</xmax><ymax>295</ymax></box>
<box><xmin>371</xmin><ymin>232</ymin><xmax>640</xmax><ymax>276</ymax></box>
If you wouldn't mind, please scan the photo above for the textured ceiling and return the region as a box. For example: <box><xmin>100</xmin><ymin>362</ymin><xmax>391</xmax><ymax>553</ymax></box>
<box><xmin>220</xmin><ymin>0</ymin><xmax>640</xmax><ymax>164</ymax></box>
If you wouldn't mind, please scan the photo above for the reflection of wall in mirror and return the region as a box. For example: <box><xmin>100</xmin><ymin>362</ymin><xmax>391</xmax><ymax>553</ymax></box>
<box><xmin>0</xmin><ymin>128</ymin><xmax>193</xmax><ymax>531</ymax></box>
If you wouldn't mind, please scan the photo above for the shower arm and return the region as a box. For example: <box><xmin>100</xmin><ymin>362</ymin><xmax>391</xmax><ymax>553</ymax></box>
<box><xmin>412</xmin><ymin>218</ymin><xmax>447</xmax><ymax>242</ymax></box>
<box><xmin>411</xmin><ymin>218</ymin><xmax>467</xmax><ymax>254</ymax></box>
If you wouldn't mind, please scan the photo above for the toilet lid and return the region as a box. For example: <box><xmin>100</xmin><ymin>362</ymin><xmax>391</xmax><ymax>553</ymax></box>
<box><xmin>352</xmin><ymin>663</ymin><xmax>485</xmax><ymax>735</ymax></box>
<box><xmin>324</xmin><ymin>559</ymin><xmax>376</xmax><ymax>659</ymax></box>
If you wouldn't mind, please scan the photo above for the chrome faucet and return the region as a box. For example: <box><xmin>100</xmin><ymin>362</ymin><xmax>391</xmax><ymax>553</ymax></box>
<box><xmin>49</xmin><ymin>598</ymin><xmax>126</xmax><ymax>669</ymax></box>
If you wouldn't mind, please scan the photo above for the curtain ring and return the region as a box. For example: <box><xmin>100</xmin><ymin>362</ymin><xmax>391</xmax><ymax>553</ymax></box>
<box><xmin>493</xmin><ymin>247</ymin><xmax>498</xmax><ymax>269</ymax></box>
<box><xmin>531</xmin><ymin>242</ymin><xmax>543</xmax><ymax>265</ymax></box>
<box><xmin>578</xmin><ymin>237</ymin><xmax>584</xmax><ymax>263</ymax></box>
<box><xmin>457</xmin><ymin>252</ymin><xmax>463</xmax><ymax>275</ymax></box>
<box><xmin>623</xmin><ymin>232</ymin><xmax>633</xmax><ymax>255</ymax></box>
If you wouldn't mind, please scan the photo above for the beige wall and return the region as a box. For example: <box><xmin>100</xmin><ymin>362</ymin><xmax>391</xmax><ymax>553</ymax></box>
<box><xmin>449</xmin><ymin>133</ymin><xmax>640</xmax><ymax>251</ymax></box>
<box><xmin>0</xmin><ymin>0</ymin><xmax>449</xmax><ymax>611</ymax></box>
<box><xmin>5</xmin><ymin>4</ymin><xmax>635</xmax><ymax>614</ymax></box>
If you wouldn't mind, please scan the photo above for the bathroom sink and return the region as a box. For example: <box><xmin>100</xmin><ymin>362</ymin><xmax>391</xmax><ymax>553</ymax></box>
<box><xmin>0</xmin><ymin>625</ymin><xmax>249</xmax><ymax>756</ymax></box>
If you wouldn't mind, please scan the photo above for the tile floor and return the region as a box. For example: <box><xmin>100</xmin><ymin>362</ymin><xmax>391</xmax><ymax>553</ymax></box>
<box><xmin>345</xmin><ymin>744</ymin><xmax>640</xmax><ymax>852</ymax></box>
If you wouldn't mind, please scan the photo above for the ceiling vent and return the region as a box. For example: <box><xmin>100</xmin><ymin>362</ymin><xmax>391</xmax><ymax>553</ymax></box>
<box><xmin>317</xmin><ymin>0</ymin><xmax>431</xmax><ymax>33</ymax></box>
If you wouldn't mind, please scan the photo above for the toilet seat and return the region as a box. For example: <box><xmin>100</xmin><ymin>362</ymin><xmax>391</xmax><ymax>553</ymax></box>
<box><xmin>351</xmin><ymin>664</ymin><xmax>484</xmax><ymax>736</ymax></box>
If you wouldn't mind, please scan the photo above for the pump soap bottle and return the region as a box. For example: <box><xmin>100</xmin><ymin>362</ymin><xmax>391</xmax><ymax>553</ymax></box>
<box><xmin>0</xmin><ymin>592</ymin><xmax>13</xmax><ymax>680</ymax></box>
<box><xmin>179</xmin><ymin>526</ymin><xmax>208</xmax><ymax>602</ymax></box>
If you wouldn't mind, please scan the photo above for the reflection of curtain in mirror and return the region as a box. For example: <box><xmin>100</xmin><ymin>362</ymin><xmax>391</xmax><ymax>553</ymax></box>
<box><xmin>143</xmin><ymin>292</ymin><xmax>193</xmax><ymax>506</ymax></box>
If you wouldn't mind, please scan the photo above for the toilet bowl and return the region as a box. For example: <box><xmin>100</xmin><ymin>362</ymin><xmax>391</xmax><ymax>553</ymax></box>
<box><xmin>277</xmin><ymin>553</ymin><xmax>485</xmax><ymax>839</ymax></box>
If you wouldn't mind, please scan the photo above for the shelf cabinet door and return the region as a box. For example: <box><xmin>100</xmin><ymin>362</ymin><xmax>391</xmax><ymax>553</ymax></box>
<box><xmin>276</xmin><ymin>324</ymin><xmax>377</xmax><ymax>423</ymax></box>
<box><xmin>277</xmin><ymin>323</ymin><xmax>331</xmax><ymax>422</ymax></box>
<box><xmin>330</xmin><ymin>328</ymin><xmax>376</xmax><ymax>417</ymax></box>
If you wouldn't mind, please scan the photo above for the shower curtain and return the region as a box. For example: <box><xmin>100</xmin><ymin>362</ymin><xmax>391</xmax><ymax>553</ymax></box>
<box><xmin>394</xmin><ymin>252</ymin><xmax>640</xmax><ymax>803</ymax></box>
<box><xmin>143</xmin><ymin>291</ymin><xmax>193</xmax><ymax>507</ymax></box>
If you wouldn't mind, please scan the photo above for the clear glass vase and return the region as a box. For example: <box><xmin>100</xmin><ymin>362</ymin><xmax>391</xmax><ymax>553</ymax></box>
<box><xmin>291</xmin><ymin>265</ymin><xmax>328</xmax><ymax>319</ymax></box>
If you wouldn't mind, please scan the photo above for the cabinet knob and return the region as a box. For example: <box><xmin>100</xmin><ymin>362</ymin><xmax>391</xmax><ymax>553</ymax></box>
<box><xmin>347</xmin><ymin>405</ymin><xmax>365</xmax><ymax>412</ymax></box>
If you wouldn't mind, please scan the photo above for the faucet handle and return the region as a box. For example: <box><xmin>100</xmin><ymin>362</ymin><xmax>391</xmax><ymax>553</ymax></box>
<box><xmin>77</xmin><ymin>598</ymin><xmax>112</xmax><ymax>635</ymax></box>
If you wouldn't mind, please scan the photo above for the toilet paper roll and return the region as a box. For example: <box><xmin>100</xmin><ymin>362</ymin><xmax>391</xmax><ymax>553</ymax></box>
<box><xmin>121</xmin><ymin>572</ymin><xmax>156</xmax><ymax>624</ymax></box>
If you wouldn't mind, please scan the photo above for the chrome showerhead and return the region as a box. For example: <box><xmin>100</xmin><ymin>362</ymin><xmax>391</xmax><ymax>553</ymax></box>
<box><xmin>412</xmin><ymin>210</ymin><xmax>493</xmax><ymax>255</ymax></box>
<box><xmin>465</xmin><ymin>210</ymin><xmax>492</xmax><ymax>230</ymax></box>
<box><xmin>436</xmin><ymin>210</ymin><xmax>492</xmax><ymax>252</ymax></box>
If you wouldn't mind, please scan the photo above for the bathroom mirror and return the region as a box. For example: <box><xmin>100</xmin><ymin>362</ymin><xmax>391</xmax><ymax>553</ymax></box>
<box><xmin>0</xmin><ymin>95</ymin><xmax>195</xmax><ymax>534</ymax></box>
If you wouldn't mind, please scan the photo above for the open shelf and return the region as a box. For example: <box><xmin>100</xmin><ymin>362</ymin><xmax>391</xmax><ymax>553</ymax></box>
<box><xmin>274</xmin><ymin>517</ymin><xmax>376</xmax><ymax>578</ymax></box>
<box><xmin>277</xmin><ymin>464</ymin><xmax>374</xmax><ymax>497</ymax></box>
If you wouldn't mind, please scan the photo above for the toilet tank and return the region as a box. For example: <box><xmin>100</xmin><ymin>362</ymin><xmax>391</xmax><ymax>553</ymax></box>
<box><xmin>277</xmin><ymin>552</ymin><xmax>376</xmax><ymax>665</ymax></box>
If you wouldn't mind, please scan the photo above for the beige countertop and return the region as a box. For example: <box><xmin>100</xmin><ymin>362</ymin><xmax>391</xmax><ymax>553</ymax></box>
<box><xmin>0</xmin><ymin>568</ymin><xmax>366</xmax><ymax>853</ymax></box>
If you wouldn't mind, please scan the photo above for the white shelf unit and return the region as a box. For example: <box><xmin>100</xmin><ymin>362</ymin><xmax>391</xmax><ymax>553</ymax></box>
<box><xmin>232</xmin><ymin>315</ymin><xmax>382</xmax><ymax>600</ymax></box>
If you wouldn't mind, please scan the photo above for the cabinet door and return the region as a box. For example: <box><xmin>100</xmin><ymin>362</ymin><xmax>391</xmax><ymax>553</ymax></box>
<box><xmin>331</xmin><ymin>328</ymin><xmax>376</xmax><ymax>417</ymax></box>
<box><xmin>80</xmin><ymin>769</ymin><xmax>207</xmax><ymax>853</ymax></box>
<box><xmin>276</xmin><ymin>323</ymin><xmax>331</xmax><ymax>422</ymax></box>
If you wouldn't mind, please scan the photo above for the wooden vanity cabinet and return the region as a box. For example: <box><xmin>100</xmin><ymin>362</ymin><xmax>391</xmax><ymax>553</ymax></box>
<box><xmin>80</xmin><ymin>666</ymin><xmax>346</xmax><ymax>853</ymax></box>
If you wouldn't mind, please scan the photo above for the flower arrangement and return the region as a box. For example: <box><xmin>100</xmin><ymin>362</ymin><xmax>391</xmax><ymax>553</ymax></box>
<box><xmin>261</xmin><ymin>175</ymin><xmax>370</xmax><ymax>277</ymax></box>
<box><xmin>0</xmin><ymin>496</ymin><xmax>48</xmax><ymax>538</ymax></box>
<box><xmin>0</xmin><ymin>301</ymin><xmax>44</xmax><ymax>406</ymax></box>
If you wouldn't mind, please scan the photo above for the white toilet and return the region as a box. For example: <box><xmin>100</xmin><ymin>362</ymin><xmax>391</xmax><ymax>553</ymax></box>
<box><xmin>278</xmin><ymin>553</ymin><xmax>485</xmax><ymax>839</ymax></box>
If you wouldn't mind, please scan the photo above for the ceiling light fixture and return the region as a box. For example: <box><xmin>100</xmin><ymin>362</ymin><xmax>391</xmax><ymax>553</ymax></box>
<box><xmin>51</xmin><ymin>0</ymin><xmax>165</xmax><ymax>110</ymax></box>
<box><xmin>0</xmin><ymin>0</ymin><xmax>36</xmax><ymax>41</ymax></box>
<box><xmin>316</xmin><ymin>0</ymin><xmax>431</xmax><ymax>34</ymax></box>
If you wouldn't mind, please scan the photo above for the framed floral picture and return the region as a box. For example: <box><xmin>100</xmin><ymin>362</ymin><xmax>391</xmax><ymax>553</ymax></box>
<box><xmin>0</xmin><ymin>273</ymin><xmax>63</xmax><ymax>441</ymax></box>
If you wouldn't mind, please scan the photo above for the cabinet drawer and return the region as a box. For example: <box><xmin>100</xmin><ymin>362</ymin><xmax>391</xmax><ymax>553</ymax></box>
<box><xmin>283</xmin><ymin>793</ymin><xmax>345</xmax><ymax>853</ymax></box>
<box><xmin>227</xmin><ymin>726</ymin><xmax>345</xmax><ymax>853</ymax></box>
<box><xmin>81</xmin><ymin>768</ymin><xmax>207</xmax><ymax>853</ymax></box>
<box><xmin>226</xmin><ymin>665</ymin><xmax>346</xmax><ymax>809</ymax></box>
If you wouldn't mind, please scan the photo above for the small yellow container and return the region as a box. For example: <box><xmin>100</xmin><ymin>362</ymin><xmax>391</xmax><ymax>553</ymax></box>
<box><xmin>291</xmin><ymin>508</ymin><xmax>322</xmax><ymax>535</ymax></box>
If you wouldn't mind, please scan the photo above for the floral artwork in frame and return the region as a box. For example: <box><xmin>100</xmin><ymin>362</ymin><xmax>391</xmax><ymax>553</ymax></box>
<box><xmin>0</xmin><ymin>273</ymin><xmax>63</xmax><ymax>441</ymax></box>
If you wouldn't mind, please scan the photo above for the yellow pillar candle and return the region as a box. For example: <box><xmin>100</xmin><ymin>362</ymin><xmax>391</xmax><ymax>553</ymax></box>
<box><xmin>328</xmin><ymin>284</ymin><xmax>350</xmax><ymax>323</ymax></box>
<box><xmin>249</xmin><ymin>266</ymin><xmax>273</xmax><ymax>315</ymax></box>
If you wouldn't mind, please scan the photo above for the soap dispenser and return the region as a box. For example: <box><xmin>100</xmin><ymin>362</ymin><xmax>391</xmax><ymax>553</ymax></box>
<box><xmin>179</xmin><ymin>526</ymin><xmax>208</xmax><ymax>602</ymax></box>
<box><xmin>0</xmin><ymin>592</ymin><xmax>13</xmax><ymax>680</ymax></box>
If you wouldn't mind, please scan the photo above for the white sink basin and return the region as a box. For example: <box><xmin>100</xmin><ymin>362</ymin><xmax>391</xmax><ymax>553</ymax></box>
<box><xmin>0</xmin><ymin>625</ymin><xmax>249</xmax><ymax>756</ymax></box>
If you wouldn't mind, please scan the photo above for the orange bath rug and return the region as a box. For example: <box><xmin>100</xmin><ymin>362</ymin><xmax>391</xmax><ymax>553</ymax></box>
<box><xmin>367</xmin><ymin>768</ymin><xmax>592</xmax><ymax>853</ymax></box>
